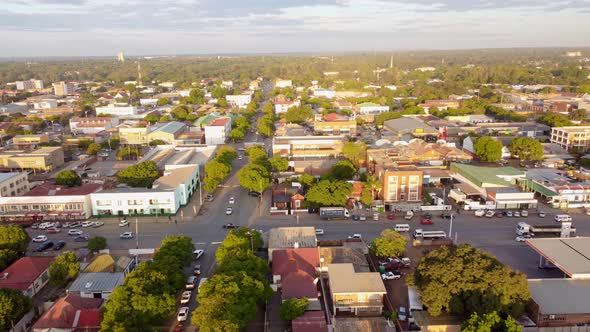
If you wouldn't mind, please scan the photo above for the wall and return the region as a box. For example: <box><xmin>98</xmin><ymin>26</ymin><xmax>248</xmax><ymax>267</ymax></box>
<box><xmin>91</xmin><ymin>190</ymin><xmax>180</xmax><ymax>216</ymax></box>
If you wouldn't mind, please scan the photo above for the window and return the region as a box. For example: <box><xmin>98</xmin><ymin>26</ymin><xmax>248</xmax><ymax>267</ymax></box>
<box><xmin>295</xmin><ymin>200</ymin><xmax>301</xmax><ymax>208</ymax></box>
<box><xmin>96</xmin><ymin>200</ymin><xmax>112</xmax><ymax>207</ymax></box>
<box><xmin>127</xmin><ymin>200</ymin><xmax>143</xmax><ymax>206</ymax></box>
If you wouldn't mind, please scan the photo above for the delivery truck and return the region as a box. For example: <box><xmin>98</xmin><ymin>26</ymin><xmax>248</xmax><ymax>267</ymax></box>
<box><xmin>319</xmin><ymin>207</ymin><xmax>350</xmax><ymax>220</ymax></box>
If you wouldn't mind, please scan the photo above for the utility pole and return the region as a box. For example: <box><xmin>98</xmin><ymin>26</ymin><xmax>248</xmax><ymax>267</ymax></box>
<box><xmin>449</xmin><ymin>213</ymin><xmax>454</xmax><ymax>241</ymax></box>
<box><xmin>135</xmin><ymin>217</ymin><xmax>139</xmax><ymax>249</ymax></box>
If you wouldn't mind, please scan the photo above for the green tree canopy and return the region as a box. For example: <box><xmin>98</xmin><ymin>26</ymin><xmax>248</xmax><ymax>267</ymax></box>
<box><xmin>203</xmin><ymin>177</ymin><xmax>219</xmax><ymax>193</ymax></box>
<box><xmin>539</xmin><ymin>113</ymin><xmax>574</xmax><ymax>127</ymax></box>
<box><xmin>342</xmin><ymin>141</ymin><xmax>367</xmax><ymax>166</ymax></box>
<box><xmin>86</xmin><ymin>143</ymin><xmax>102</xmax><ymax>156</ymax></box>
<box><xmin>205</xmin><ymin>159</ymin><xmax>231</xmax><ymax>182</ymax></box>
<box><xmin>117</xmin><ymin>161</ymin><xmax>160</xmax><ymax>188</ymax></box>
<box><xmin>0</xmin><ymin>225</ymin><xmax>30</xmax><ymax>270</ymax></box>
<box><xmin>331</xmin><ymin>160</ymin><xmax>357</xmax><ymax>180</ymax></box>
<box><xmin>269</xmin><ymin>155</ymin><xmax>289</xmax><ymax>172</ymax></box>
<box><xmin>149</xmin><ymin>139</ymin><xmax>167</xmax><ymax>146</ymax></box>
<box><xmin>305</xmin><ymin>180</ymin><xmax>352</xmax><ymax>207</ymax></box>
<box><xmin>284</xmin><ymin>105</ymin><xmax>313</xmax><ymax>124</ymax></box>
<box><xmin>569</xmin><ymin>108</ymin><xmax>587</xmax><ymax>121</ymax></box>
<box><xmin>0</xmin><ymin>288</ymin><xmax>33</xmax><ymax>331</ymax></box>
<box><xmin>408</xmin><ymin>244</ymin><xmax>530</xmax><ymax>317</ymax></box>
<box><xmin>229</xmin><ymin>128</ymin><xmax>246</xmax><ymax>141</ymax></box>
<box><xmin>56</xmin><ymin>169</ymin><xmax>82</xmax><ymax>187</ymax></box>
<box><xmin>474</xmin><ymin>137</ymin><xmax>503</xmax><ymax>162</ymax></box>
<box><xmin>156</xmin><ymin>98</ymin><xmax>170</xmax><ymax>106</ymax></box>
<box><xmin>238</xmin><ymin>164</ymin><xmax>271</xmax><ymax>192</ymax></box>
<box><xmin>280</xmin><ymin>297</ymin><xmax>309</xmax><ymax>321</ymax></box>
<box><xmin>257</xmin><ymin>114</ymin><xmax>274</xmax><ymax>137</ymax></box>
<box><xmin>508</xmin><ymin>137</ymin><xmax>543</xmax><ymax>161</ymax></box>
<box><xmin>87</xmin><ymin>236</ymin><xmax>108</xmax><ymax>252</ymax></box>
<box><xmin>462</xmin><ymin>311</ymin><xmax>521</xmax><ymax>332</ymax></box>
<box><xmin>370</xmin><ymin>229</ymin><xmax>407</xmax><ymax>258</ymax></box>
<box><xmin>245</xmin><ymin>146</ymin><xmax>267</xmax><ymax>164</ymax></box>
<box><xmin>216</xmin><ymin>251</ymin><xmax>269</xmax><ymax>282</ymax></box>
<box><xmin>49</xmin><ymin>251</ymin><xmax>80</xmax><ymax>287</ymax></box>
<box><xmin>298</xmin><ymin>173</ymin><xmax>316</xmax><ymax>188</ymax></box>
<box><xmin>216</xmin><ymin>145</ymin><xmax>238</xmax><ymax>165</ymax></box>
<box><xmin>144</xmin><ymin>113</ymin><xmax>159</xmax><ymax>124</ymax></box>
<box><xmin>360</xmin><ymin>185</ymin><xmax>374</xmax><ymax>206</ymax></box>
<box><xmin>215</xmin><ymin>228</ymin><xmax>263</xmax><ymax>263</ymax></box>
<box><xmin>375</xmin><ymin>111</ymin><xmax>402</xmax><ymax>127</ymax></box>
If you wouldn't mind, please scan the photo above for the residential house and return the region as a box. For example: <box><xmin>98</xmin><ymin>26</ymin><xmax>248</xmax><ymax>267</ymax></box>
<box><xmin>551</xmin><ymin>126</ymin><xmax>590</xmax><ymax>152</ymax></box>
<box><xmin>270</xmin><ymin>184</ymin><xmax>305</xmax><ymax>213</ymax></box>
<box><xmin>292</xmin><ymin>311</ymin><xmax>328</xmax><ymax>332</ymax></box>
<box><xmin>70</xmin><ymin>117</ymin><xmax>120</xmax><ymax>135</ymax></box>
<box><xmin>0</xmin><ymin>172</ymin><xmax>29</xmax><ymax>197</ymax></box>
<box><xmin>327</xmin><ymin>263</ymin><xmax>387</xmax><ymax>316</ymax></box>
<box><xmin>268</xmin><ymin>227</ymin><xmax>317</xmax><ymax>262</ymax></box>
<box><xmin>32</xmin><ymin>295</ymin><xmax>103</xmax><ymax>332</ymax></box>
<box><xmin>0</xmin><ymin>257</ymin><xmax>54</xmax><ymax>297</ymax></box>
<box><xmin>67</xmin><ymin>272</ymin><xmax>124</xmax><ymax>300</ymax></box>
<box><xmin>272</xmin><ymin>248</ymin><xmax>321</xmax><ymax>309</ymax></box>
<box><xmin>275</xmin><ymin>99</ymin><xmax>301</xmax><ymax>114</ymax></box>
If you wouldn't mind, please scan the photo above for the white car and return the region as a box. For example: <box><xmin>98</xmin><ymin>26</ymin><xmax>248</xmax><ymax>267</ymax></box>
<box><xmin>180</xmin><ymin>290</ymin><xmax>192</xmax><ymax>304</ymax></box>
<box><xmin>119</xmin><ymin>220</ymin><xmax>129</xmax><ymax>227</ymax></box>
<box><xmin>348</xmin><ymin>234</ymin><xmax>362</xmax><ymax>239</ymax></box>
<box><xmin>521</xmin><ymin>210</ymin><xmax>529</xmax><ymax>217</ymax></box>
<box><xmin>474</xmin><ymin>210</ymin><xmax>485</xmax><ymax>217</ymax></box>
<box><xmin>398</xmin><ymin>307</ymin><xmax>407</xmax><ymax>321</ymax></box>
<box><xmin>538</xmin><ymin>211</ymin><xmax>546</xmax><ymax>217</ymax></box>
<box><xmin>177</xmin><ymin>307</ymin><xmax>189</xmax><ymax>322</ymax></box>
<box><xmin>228</xmin><ymin>197</ymin><xmax>235</xmax><ymax>204</ymax></box>
<box><xmin>81</xmin><ymin>221</ymin><xmax>94</xmax><ymax>228</ymax></box>
<box><xmin>92</xmin><ymin>221</ymin><xmax>104</xmax><ymax>228</ymax></box>
<box><xmin>514</xmin><ymin>211</ymin><xmax>521</xmax><ymax>217</ymax></box>
<box><xmin>485</xmin><ymin>210</ymin><xmax>495</xmax><ymax>218</ymax></box>
<box><xmin>194</xmin><ymin>249</ymin><xmax>204</xmax><ymax>259</ymax></box>
<box><xmin>225</xmin><ymin>207</ymin><xmax>233</xmax><ymax>215</ymax></box>
<box><xmin>515</xmin><ymin>235</ymin><xmax>532</xmax><ymax>242</ymax></box>
<box><xmin>68</xmin><ymin>229</ymin><xmax>83</xmax><ymax>236</ymax></box>
<box><xmin>32</xmin><ymin>235</ymin><xmax>48</xmax><ymax>243</ymax></box>
<box><xmin>315</xmin><ymin>229</ymin><xmax>325</xmax><ymax>236</ymax></box>
<box><xmin>38</xmin><ymin>222</ymin><xmax>55</xmax><ymax>230</ymax></box>
<box><xmin>381</xmin><ymin>271</ymin><xmax>401</xmax><ymax>280</ymax></box>
<box><xmin>120</xmin><ymin>232</ymin><xmax>133</xmax><ymax>239</ymax></box>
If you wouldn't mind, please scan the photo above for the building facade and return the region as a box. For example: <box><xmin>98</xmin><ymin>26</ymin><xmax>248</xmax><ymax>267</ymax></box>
<box><xmin>16</xmin><ymin>79</ymin><xmax>44</xmax><ymax>90</ymax></box>
<box><xmin>0</xmin><ymin>172</ymin><xmax>29</xmax><ymax>197</ymax></box>
<box><xmin>52</xmin><ymin>82</ymin><xmax>75</xmax><ymax>96</ymax></box>
<box><xmin>226</xmin><ymin>93</ymin><xmax>253</xmax><ymax>108</ymax></box>
<box><xmin>0</xmin><ymin>146</ymin><xmax>64</xmax><ymax>171</ymax></box>
<box><xmin>551</xmin><ymin>126</ymin><xmax>590</xmax><ymax>152</ymax></box>
<box><xmin>327</xmin><ymin>263</ymin><xmax>386</xmax><ymax>317</ymax></box>
<box><xmin>96</xmin><ymin>104</ymin><xmax>139</xmax><ymax>116</ymax></box>
<box><xmin>204</xmin><ymin>117</ymin><xmax>231</xmax><ymax>145</ymax></box>
<box><xmin>272</xmin><ymin>135</ymin><xmax>346</xmax><ymax>159</ymax></box>
<box><xmin>381</xmin><ymin>168</ymin><xmax>423</xmax><ymax>210</ymax></box>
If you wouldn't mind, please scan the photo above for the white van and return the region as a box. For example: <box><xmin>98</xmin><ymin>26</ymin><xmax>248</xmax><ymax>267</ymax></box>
<box><xmin>198</xmin><ymin>277</ymin><xmax>208</xmax><ymax>292</ymax></box>
<box><xmin>394</xmin><ymin>224</ymin><xmax>410</xmax><ymax>232</ymax></box>
<box><xmin>554</xmin><ymin>214</ymin><xmax>572</xmax><ymax>222</ymax></box>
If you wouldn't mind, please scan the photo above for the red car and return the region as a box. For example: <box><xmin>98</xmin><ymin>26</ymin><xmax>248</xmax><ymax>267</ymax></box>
<box><xmin>387</xmin><ymin>213</ymin><xmax>396</xmax><ymax>220</ymax></box>
<box><xmin>420</xmin><ymin>218</ymin><xmax>433</xmax><ymax>225</ymax></box>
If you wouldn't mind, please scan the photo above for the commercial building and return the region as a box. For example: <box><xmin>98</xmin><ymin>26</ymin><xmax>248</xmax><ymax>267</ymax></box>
<box><xmin>527</xmin><ymin>237</ymin><xmax>590</xmax><ymax>279</ymax></box>
<box><xmin>70</xmin><ymin>117</ymin><xmax>120</xmax><ymax>135</ymax></box>
<box><xmin>53</xmin><ymin>81</ymin><xmax>76</xmax><ymax>96</ymax></box>
<box><xmin>147</xmin><ymin>121</ymin><xmax>188</xmax><ymax>143</ymax></box>
<box><xmin>381</xmin><ymin>168</ymin><xmax>423</xmax><ymax>210</ymax></box>
<box><xmin>520</xmin><ymin>169</ymin><xmax>590</xmax><ymax>209</ymax></box>
<box><xmin>0</xmin><ymin>183</ymin><xmax>102</xmax><ymax>223</ymax></box>
<box><xmin>274</xmin><ymin>99</ymin><xmax>301</xmax><ymax>114</ymax></box>
<box><xmin>16</xmin><ymin>79</ymin><xmax>44</xmax><ymax>90</ymax></box>
<box><xmin>313</xmin><ymin>113</ymin><xmax>357</xmax><ymax>136</ymax></box>
<box><xmin>0</xmin><ymin>103</ymin><xmax>29</xmax><ymax>114</ymax></box>
<box><xmin>67</xmin><ymin>272</ymin><xmax>124</xmax><ymax>300</ymax></box>
<box><xmin>204</xmin><ymin>117</ymin><xmax>231</xmax><ymax>145</ymax></box>
<box><xmin>96</xmin><ymin>103</ymin><xmax>139</xmax><ymax>116</ymax></box>
<box><xmin>383</xmin><ymin>117</ymin><xmax>440</xmax><ymax>142</ymax></box>
<box><xmin>0</xmin><ymin>172</ymin><xmax>29</xmax><ymax>197</ymax></box>
<box><xmin>0</xmin><ymin>146</ymin><xmax>64</xmax><ymax>172</ymax></box>
<box><xmin>11</xmin><ymin>134</ymin><xmax>50</xmax><ymax>149</ymax></box>
<box><xmin>268</xmin><ymin>227</ymin><xmax>317</xmax><ymax>262</ymax></box>
<box><xmin>327</xmin><ymin>263</ymin><xmax>386</xmax><ymax>316</ymax></box>
<box><xmin>33</xmin><ymin>99</ymin><xmax>58</xmax><ymax>109</ymax></box>
<box><xmin>226</xmin><ymin>92</ymin><xmax>253</xmax><ymax>108</ymax></box>
<box><xmin>0</xmin><ymin>257</ymin><xmax>54</xmax><ymax>297</ymax></box>
<box><xmin>356</xmin><ymin>102</ymin><xmax>389</xmax><ymax>115</ymax></box>
<box><xmin>272</xmin><ymin>135</ymin><xmax>346</xmax><ymax>159</ymax></box>
<box><xmin>527</xmin><ymin>279</ymin><xmax>590</xmax><ymax>328</ymax></box>
<box><xmin>551</xmin><ymin>126</ymin><xmax>590</xmax><ymax>152</ymax></box>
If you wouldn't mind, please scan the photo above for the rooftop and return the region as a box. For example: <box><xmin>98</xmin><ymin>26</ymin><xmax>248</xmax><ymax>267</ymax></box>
<box><xmin>0</xmin><ymin>172</ymin><xmax>21</xmax><ymax>183</ymax></box>
<box><xmin>272</xmin><ymin>248</ymin><xmax>320</xmax><ymax>278</ymax></box>
<box><xmin>68</xmin><ymin>272</ymin><xmax>125</xmax><ymax>292</ymax></box>
<box><xmin>209</xmin><ymin>117</ymin><xmax>230</xmax><ymax>126</ymax></box>
<box><xmin>450</xmin><ymin>163</ymin><xmax>524</xmax><ymax>187</ymax></box>
<box><xmin>83</xmin><ymin>254</ymin><xmax>133</xmax><ymax>274</ymax></box>
<box><xmin>528</xmin><ymin>279</ymin><xmax>590</xmax><ymax>314</ymax></box>
<box><xmin>153</xmin><ymin>165</ymin><xmax>198</xmax><ymax>190</ymax></box>
<box><xmin>25</xmin><ymin>183</ymin><xmax>103</xmax><ymax>197</ymax></box>
<box><xmin>33</xmin><ymin>294</ymin><xmax>103</xmax><ymax>329</ymax></box>
<box><xmin>0</xmin><ymin>256</ymin><xmax>54</xmax><ymax>291</ymax></box>
<box><xmin>268</xmin><ymin>227</ymin><xmax>317</xmax><ymax>250</ymax></box>
<box><xmin>150</xmin><ymin>121</ymin><xmax>186</xmax><ymax>135</ymax></box>
<box><xmin>552</xmin><ymin>126</ymin><xmax>590</xmax><ymax>133</ymax></box>
<box><xmin>383</xmin><ymin>117</ymin><xmax>438</xmax><ymax>135</ymax></box>
<box><xmin>527</xmin><ymin>237</ymin><xmax>590</xmax><ymax>278</ymax></box>
<box><xmin>327</xmin><ymin>263</ymin><xmax>386</xmax><ymax>294</ymax></box>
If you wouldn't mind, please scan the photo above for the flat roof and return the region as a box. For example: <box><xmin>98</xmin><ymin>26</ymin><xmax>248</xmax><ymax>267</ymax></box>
<box><xmin>528</xmin><ymin>279</ymin><xmax>590</xmax><ymax>314</ymax></box>
<box><xmin>327</xmin><ymin>263</ymin><xmax>386</xmax><ymax>294</ymax></box>
<box><xmin>527</xmin><ymin>237</ymin><xmax>590</xmax><ymax>278</ymax></box>
<box><xmin>0</xmin><ymin>172</ymin><xmax>21</xmax><ymax>183</ymax></box>
<box><xmin>552</xmin><ymin>126</ymin><xmax>590</xmax><ymax>133</ymax></box>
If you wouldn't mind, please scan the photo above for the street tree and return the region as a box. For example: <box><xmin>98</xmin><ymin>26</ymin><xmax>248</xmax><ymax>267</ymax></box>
<box><xmin>205</xmin><ymin>160</ymin><xmax>231</xmax><ymax>182</ymax></box>
<box><xmin>408</xmin><ymin>244</ymin><xmax>530</xmax><ymax>317</ymax></box>
<box><xmin>216</xmin><ymin>145</ymin><xmax>238</xmax><ymax>165</ymax></box>
<box><xmin>238</xmin><ymin>164</ymin><xmax>271</xmax><ymax>193</ymax></box>
<box><xmin>257</xmin><ymin>114</ymin><xmax>274</xmax><ymax>137</ymax></box>
<box><xmin>539</xmin><ymin>113</ymin><xmax>573</xmax><ymax>127</ymax></box>
<box><xmin>117</xmin><ymin>161</ymin><xmax>160</xmax><ymax>188</ymax></box>
<box><xmin>370</xmin><ymin>229</ymin><xmax>407</xmax><ymax>258</ymax></box>
<box><xmin>215</xmin><ymin>227</ymin><xmax>264</xmax><ymax>263</ymax></box>
<box><xmin>262</xmin><ymin>103</ymin><xmax>274</xmax><ymax>114</ymax></box>
<box><xmin>0</xmin><ymin>288</ymin><xmax>33</xmax><ymax>331</ymax></box>
<box><xmin>331</xmin><ymin>160</ymin><xmax>357</xmax><ymax>180</ymax></box>
<box><xmin>87</xmin><ymin>236</ymin><xmax>107</xmax><ymax>252</ymax></box>
<box><xmin>149</xmin><ymin>139</ymin><xmax>167</xmax><ymax>146</ymax></box>
<box><xmin>360</xmin><ymin>185</ymin><xmax>374</xmax><ymax>206</ymax></box>
<box><xmin>269</xmin><ymin>155</ymin><xmax>289</xmax><ymax>172</ymax></box>
<box><xmin>462</xmin><ymin>311</ymin><xmax>521</xmax><ymax>332</ymax></box>
<box><xmin>474</xmin><ymin>137</ymin><xmax>503</xmax><ymax>162</ymax></box>
<box><xmin>508</xmin><ymin>137</ymin><xmax>543</xmax><ymax>161</ymax></box>
<box><xmin>280</xmin><ymin>297</ymin><xmax>309</xmax><ymax>321</ymax></box>
<box><xmin>305</xmin><ymin>180</ymin><xmax>352</xmax><ymax>207</ymax></box>
<box><xmin>229</xmin><ymin>128</ymin><xmax>245</xmax><ymax>141</ymax></box>
<box><xmin>0</xmin><ymin>225</ymin><xmax>30</xmax><ymax>270</ymax></box>
<box><xmin>156</xmin><ymin>97</ymin><xmax>170</xmax><ymax>106</ymax></box>
<box><xmin>284</xmin><ymin>105</ymin><xmax>313</xmax><ymax>123</ymax></box>
<box><xmin>342</xmin><ymin>141</ymin><xmax>367</xmax><ymax>166</ymax></box>
<box><xmin>203</xmin><ymin>177</ymin><xmax>219</xmax><ymax>193</ymax></box>
<box><xmin>569</xmin><ymin>108</ymin><xmax>587</xmax><ymax>121</ymax></box>
<box><xmin>86</xmin><ymin>143</ymin><xmax>102</xmax><ymax>156</ymax></box>
<box><xmin>49</xmin><ymin>251</ymin><xmax>80</xmax><ymax>287</ymax></box>
<box><xmin>245</xmin><ymin>146</ymin><xmax>267</xmax><ymax>163</ymax></box>
<box><xmin>56</xmin><ymin>170</ymin><xmax>82</xmax><ymax>187</ymax></box>
<box><xmin>216</xmin><ymin>251</ymin><xmax>269</xmax><ymax>281</ymax></box>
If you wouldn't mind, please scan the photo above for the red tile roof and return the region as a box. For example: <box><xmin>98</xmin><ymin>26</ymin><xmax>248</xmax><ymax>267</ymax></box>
<box><xmin>209</xmin><ymin>118</ymin><xmax>229</xmax><ymax>126</ymax></box>
<box><xmin>33</xmin><ymin>294</ymin><xmax>103</xmax><ymax>329</ymax></box>
<box><xmin>25</xmin><ymin>183</ymin><xmax>103</xmax><ymax>197</ymax></box>
<box><xmin>272</xmin><ymin>248</ymin><xmax>319</xmax><ymax>278</ymax></box>
<box><xmin>0</xmin><ymin>257</ymin><xmax>54</xmax><ymax>291</ymax></box>
<box><xmin>282</xmin><ymin>269</ymin><xmax>317</xmax><ymax>299</ymax></box>
<box><xmin>292</xmin><ymin>311</ymin><xmax>328</xmax><ymax>332</ymax></box>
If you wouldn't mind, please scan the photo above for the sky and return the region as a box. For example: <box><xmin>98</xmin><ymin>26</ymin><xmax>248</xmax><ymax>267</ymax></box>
<box><xmin>1</xmin><ymin>0</ymin><xmax>590</xmax><ymax>57</ymax></box>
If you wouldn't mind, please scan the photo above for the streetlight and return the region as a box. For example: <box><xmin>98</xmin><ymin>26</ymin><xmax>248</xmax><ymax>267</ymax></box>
<box><xmin>449</xmin><ymin>212</ymin><xmax>454</xmax><ymax>240</ymax></box>
<box><xmin>135</xmin><ymin>217</ymin><xmax>139</xmax><ymax>249</ymax></box>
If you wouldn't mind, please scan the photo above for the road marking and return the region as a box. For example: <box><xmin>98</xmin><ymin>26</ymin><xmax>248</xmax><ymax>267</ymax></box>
<box><xmin>211</xmin><ymin>241</ymin><xmax>222</xmax><ymax>245</ymax></box>
<box><xmin>194</xmin><ymin>242</ymin><xmax>206</xmax><ymax>245</ymax></box>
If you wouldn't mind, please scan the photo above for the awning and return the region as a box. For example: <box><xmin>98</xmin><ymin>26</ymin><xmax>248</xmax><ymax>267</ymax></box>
<box><xmin>455</xmin><ymin>183</ymin><xmax>481</xmax><ymax>196</ymax></box>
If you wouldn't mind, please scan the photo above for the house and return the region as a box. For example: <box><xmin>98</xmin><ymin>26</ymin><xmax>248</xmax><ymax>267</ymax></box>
<box><xmin>32</xmin><ymin>294</ymin><xmax>103</xmax><ymax>332</ymax></box>
<box><xmin>67</xmin><ymin>272</ymin><xmax>124</xmax><ymax>300</ymax></box>
<box><xmin>271</xmin><ymin>184</ymin><xmax>305</xmax><ymax>212</ymax></box>
<box><xmin>33</xmin><ymin>99</ymin><xmax>58</xmax><ymax>109</ymax></box>
<box><xmin>204</xmin><ymin>117</ymin><xmax>231</xmax><ymax>145</ymax></box>
<box><xmin>275</xmin><ymin>79</ymin><xmax>293</xmax><ymax>88</ymax></box>
<box><xmin>226</xmin><ymin>92</ymin><xmax>253</xmax><ymax>108</ymax></box>
<box><xmin>527</xmin><ymin>279</ymin><xmax>590</xmax><ymax>328</ymax></box>
<box><xmin>292</xmin><ymin>311</ymin><xmax>329</xmax><ymax>332</ymax></box>
<box><xmin>268</xmin><ymin>227</ymin><xmax>317</xmax><ymax>262</ymax></box>
<box><xmin>327</xmin><ymin>263</ymin><xmax>387</xmax><ymax>316</ymax></box>
<box><xmin>275</xmin><ymin>99</ymin><xmax>301</xmax><ymax>114</ymax></box>
<box><xmin>70</xmin><ymin>117</ymin><xmax>120</xmax><ymax>135</ymax></box>
<box><xmin>0</xmin><ymin>256</ymin><xmax>54</xmax><ymax>296</ymax></box>
<box><xmin>272</xmin><ymin>248</ymin><xmax>321</xmax><ymax>309</ymax></box>
<box><xmin>83</xmin><ymin>254</ymin><xmax>135</xmax><ymax>277</ymax></box>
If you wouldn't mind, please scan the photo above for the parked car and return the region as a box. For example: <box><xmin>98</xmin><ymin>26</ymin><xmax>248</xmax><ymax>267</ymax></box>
<box><xmin>228</xmin><ymin>197</ymin><xmax>235</xmax><ymax>204</ymax></box>
<box><xmin>441</xmin><ymin>211</ymin><xmax>452</xmax><ymax>219</ymax></box>
<box><xmin>538</xmin><ymin>210</ymin><xmax>546</xmax><ymax>217</ymax></box>
<box><xmin>515</xmin><ymin>234</ymin><xmax>533</xmax><ymax>242</ymax></box>
<box><xmin>420</xmin><ymin>218</ymin><xmax>433</xmax><ymax>225</ymax></box>
<box><xmin>119</xmin><ymin>220</ymin><xmax>129</xmax><ymax>227</ymax></box>
<box><xmin>506</xmin><ymin>211</ymin><xmax>513</xmax><ymax>217</ymax></box>
<box><xmin>32</xmin><ymin>235</ymin><xmax>48</xmax><ymax>243</ymax></box>
<box><xmin>194</xmin><ymin>249</ymin><xmax>204</xmax><ymax>259</ymax></box>
<box><xmin>180</xmin><ymin>291</ymin><xmax>192</xmax><ymax>305</ymax></box>
<box><xmin>351</xmin><ymin>214</ymin><xmax>360</xmax><ymax>221</ymax></box>
<box><xmin>514</xmin><ymin>211</ymin><xmax>521</xmax><ymax>217</ymax></box>
<box><xmin>68</xmin><ymin>229</ymin><xmax>83</xmax><ymax>236</ymax></box>
<box><xmin>348</xmin><ymin>234</ymin><xmax>362</xmax><ymax>239</ymax></box>
<box><xmin>177</xmin><ymin>307</ymin><xmax>189</xmax><ymax>322</ymax></box>
<box><xmin>185</xmin><ymin>276</ymin><xmax>197</xmax><ymax>290</ymax></box>
<box><xmin>381</xmin><ymin>271</ymin><xmax>401</xmax><ymax>280</ymax></box>
<box><xmin>61</xmin><ymin>222</ymin><xmax>71</xmax><ymax>228</ymax></box>
<box><xmin>225</xmin><ymin>207</ymin><xmax>233</xmax><ymax>215</ymax></box>
<box><xmin>120</xmin><ymin>232</ymin><xmax>133</xmax><ymax>239</ymax></box>
<box><xmin>69</xmin><ymin>221</ymin><xmax>82</xmax><ymax>228</ymax></box>
<box><xmin>315</xmin><ymin>229</ymin><xmax>325</xmax><ymax>236</ymax></box>
<box><xmin>193</xmin><ymin>265</ymin><xmax>201</xmax><ymax>276</ymax></box>
<box><xmin>223</xmin><ymin>223</ymin><xmax>238</xmax><ymax>229</ymax></box>
<box><xmin>248</xmin><ymin>191</ymin><xmax>261</xmax><ymax>198</ymax></box>
<box><xmin>206</xmin><ymin>194</ymin><xmax>214</xmax><ymax>202</ymax></box>
<box><xmin>359</xmin><ymin>215</ymin><xmax>367</xmax><ymax>221</ymax></box>
<box><xmin>387</xmin><ymin>213</ymin><xmax>395</xmax><ymax>220</ymax></box>
<box><xmin>81</xmin><ymin>221</ymin><xmax>94</xmax><ymax>227</ymax></box>
<box><xmin>46</xmin><ymin>227</ymin><xmax>60</xmax><ymax>234</ymax></box>
<box><xmin>521</xmin><ymin>210</ymin><xmax>529</xmax><ymax>217</ymax></box>
<box><xmin>423</xmin><ymin>212</ymin><xmax>433</xmax><ymax>219</ymax></box>
<box><xmin>74</xmin><ymin>235</ymin><xmax>89</xmax><ymax>242</ymax></box>
<box><xmin>31</xmin><ymin>223</ymin><xmax>39</xmax><ymax>229</ymax></box>
<box><xmin>54</xmin><ymin>240</ymin><xmax>66</xmax><ymax>250</ymax></box>
<box><xmin>93</xmin><ymin>221</ymin><xmax>104</xmax><ymax>228</ymax></box>
<box><xmin>485</xmin><ymin>210</ymin><xmax>495</xmax><ymax>218</ymax></box>
<box><xmin>474</xmin><ymin>210</ymin><xmax>485</xmax><ymax>217</ymax></box>
<box><xmin>496</xmin><ymin>211</ymin><xmax>504</xmax><ymax>218</ymax></box>
<box><xmin>398</xmin><ymin>307</ymin><xmax>407</xmax><ymax>321</ymax></box>
<box><xmin>36</xmin><ymin>241</ymin><xmax>54</xmax><ymax>252</ymax></box>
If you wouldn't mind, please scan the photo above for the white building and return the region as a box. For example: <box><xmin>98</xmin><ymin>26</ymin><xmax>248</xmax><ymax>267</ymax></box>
<box><xmin>221</xmin><ymin>81</ymin><xmax>234</xmax><ymax>89</ymax></box>
<box><xmin>16</xmin><ymin>79</ymin><xmax>44</xmax><ymax>90</ymax></box>
<box><xmin>90</xmin><ymin>165</ymin><xmax>199</xmax><ymax>216</ymax></box>
<box><xmin>33</xmin><ymin>100</ymin><xmax>58</xmax><ymax>109</ymax></box>
<box><xmin>226</xmin><ymin>92</ymin><xmax>253</xmax><ymax>108</ymax></box>
<box><xmin>274</xmin><ymin>100</ymin><xmax>300</xmax><ymax>114</ymax></box>
<box><xmin>313</xmin><ymin>89</ymin><xmax>335</xmax><ymax>99</ymax></box>
<box><xmin>70</xmin><ymin>117</ymin><xmax>120</xmax><ymax>135</ymax></box>
<box><xmin>140</xmin><ymin>98</ymin><xmax>159</xmax><ymax>106</ymax></box>
<box><xmin>356</xmin><ymin>102</ymin><xmax>389</xmax><ymax>115</ymax></box>
<box><xmin>0</xmin><ymin>172</ymin><xmax>29</xmax><ymax>197</ymax></box>
<box><xmin>275</xmin><ymin>79</ymin><xmax>293</xmax><ymax>88</ymax></box>
<box><xmin>52</xmin><ymin>81</ymin><xmax>76</xmax><ymax>96</ymax></box>
<box><xmin>159</xmin><ymin>82</ymin><xmax>176</xmax><ymax>89</ymax></box>
<box><xmin>96</xmin><ymin>103</ymin><xmax>139</xmax><ymax>116</ymax></box>
<box><xmin>204</xmin><ymin>117</ymin><xmax>231</xmax><ymax>145</ymax></box>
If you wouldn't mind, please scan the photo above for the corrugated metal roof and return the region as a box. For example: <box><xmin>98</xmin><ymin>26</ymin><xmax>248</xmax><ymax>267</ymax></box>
<box><xmin>527</xmin><ymin>237</ymin><xmax>590</xmax><ymax>278</ymax></box>
<box><xmin>529</xmin><ymin>279</ymin><xmax>590</xmax><ymax>314</ymax></box>
<box><xmin>327</xmin><ymin>263</ymin><xmax>386</xmax><ymax>294</ymax></box>
<box><xmin>68</xmin><ymin>272</ymin><xmax>124</xmax><ymax>292</ymax></box>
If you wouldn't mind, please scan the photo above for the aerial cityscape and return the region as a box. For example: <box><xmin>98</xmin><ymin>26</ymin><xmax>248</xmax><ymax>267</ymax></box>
<box><xmin>1</xmin><ymin>3</ymin><xmax>590</xmax><ymax>332</ymax></box>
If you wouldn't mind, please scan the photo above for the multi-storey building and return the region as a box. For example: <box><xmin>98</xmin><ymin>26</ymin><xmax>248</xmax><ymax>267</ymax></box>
<box><xmin>381</xmin><ymin>168</ymin><xmax>423</xmax><ymax>210</ymax></box>
<box><xmin>0</xmin><ymin>146</ymin><xmax>64</xmax><ymax>172</ymax></box>
<box><xmin>69</xmin><ymin>117</ymin><xmax>120</xmax><ymax>135</ymax></box>
<box><xmin>551</xmin><ymin>126</ymin><xmax>590</xmax><ymax>152</ymax></box>
<box><xmin>52</xmin><ymin>81</ymin><xmax>76</xmax><ymax>96</ymax></box>
<box><xmin>226</xmin><ymin>92</ymin><xmax>253</xmax><ymax>108</ymax></box>
<box><xmin>16</xmin><ymin>79</ymin><xmax>44</xmax><ymax>90</ymax></box>
<box><xmin>95</xmin><ymin>103</ymin><xmax>139</xmax><ymax>117</ymax></box>
<box><xmin>274</xmin><ymin>99</ymin><xmax>300</xmax><ymax>114</ymax></box>
<box><xmin>0</xmin><ymin>172</ymin><xmax>29</xmax><ymax>197</ymax></box>
<box><xmin>204</xmin><ymin>117</ymin><xmax>231</xmax><ymax>145</ymax></box>
<box><xmin>327</xmin><ymin>263</ymin><xmax>386</xmax><ymax>317</ymax></box>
